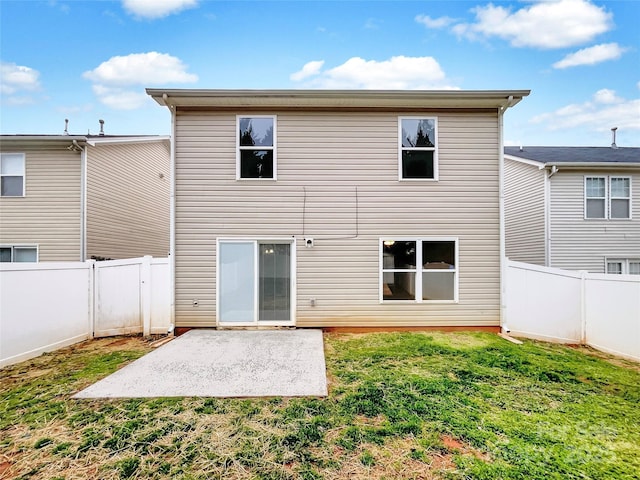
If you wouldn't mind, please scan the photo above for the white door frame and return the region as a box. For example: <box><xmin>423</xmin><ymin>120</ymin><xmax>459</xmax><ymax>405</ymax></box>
<box><xmin>216</xmin><ymin>237</ymin><xmax>296</xmax><ymax>327</ymax></box>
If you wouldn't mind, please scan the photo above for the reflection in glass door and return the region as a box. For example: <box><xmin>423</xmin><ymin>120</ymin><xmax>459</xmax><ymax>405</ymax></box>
<box><xmin>259</xmin><ymin>243</ymin><xmax>291</xmax><ymax>322</ymax></box>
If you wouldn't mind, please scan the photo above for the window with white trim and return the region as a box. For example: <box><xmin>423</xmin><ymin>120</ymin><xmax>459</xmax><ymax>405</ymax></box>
<box><xmin>399</xmin><ymin>117</ymin><xmax>438</xmax><ymax>180</ymax></box>
<box><xmin>1</xmin><ymin>153</ymin><xmax>25</xmax><ymax>197</ymax></box>
<box><xmin>585</xmin><ymin>176</ymin><xmax>631</xmax><ymax>219</ymax></box>
<box><xmin>0</xmin><ymin>245</ymin><xmax>38</xmax><ymax>262</ymax></box>
<box><xmin>237</xmin><ymin>116</ymin><xmax>276</xmax><ymax>179</ymax></box>
<box><xmin>610</xmin><ymin>177</ymin><xmax>631</xmax><ymax>219</ymax></box>
<box><xmin>606</xmin><ymin>258</ymin><xmax>640</xmax><ymax>275</ymax></box>
<box><xmin>381</xmin><ymin>238</ymin><xmax>457</xmax><ymax>302</ymax></box>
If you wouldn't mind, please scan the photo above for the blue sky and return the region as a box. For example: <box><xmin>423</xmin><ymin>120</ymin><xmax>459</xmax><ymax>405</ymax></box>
<box><xmin>1</xmin><ymin>0</ymin><xmax>638</xmax><ymax>146</ymax></box>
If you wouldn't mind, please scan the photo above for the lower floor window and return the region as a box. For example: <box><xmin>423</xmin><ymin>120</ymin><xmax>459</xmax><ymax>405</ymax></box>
<box><xmin>381</xmin><ymin>238</ymin><xmax>458</xmax><ymax>302</ymax></box>
<box><xmin>606</xmin><ymin>258</ymin><xmax>640</xmax><ymax>275</ymax></box>
<box><xmin>0</xmin><ymin>245</ymin><xmax>38</xmax><ymax>262</ymax></box>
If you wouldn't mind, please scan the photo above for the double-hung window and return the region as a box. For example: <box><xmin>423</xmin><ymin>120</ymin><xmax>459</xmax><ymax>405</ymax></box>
<box><xmin>399</xmin><ymin>117</ymin><xmax>438</xmax><ymax>180</ymax></box>
<box><xmin>606</xmin><ymin>258</ymin><xmax>640</xmax><ymax>275</ymax></box>
<box><xmin>585</xmin><ymin>176</ymin><xmax>631</xmax><ymax>219</ymax></box>
<box><xmin>237</xmin><ymin>116</ymin><xmax>276</xmax><ymax>179</ymax></box>
<box><xmin>1</xmin><ymin>153</ymin><xmax>25</xmax><ymax>197</ymax></box>
<box><xmin>380</xmin><ymin>238</ymin><xmax>457</xmax><ymax>302</ymax></box>
<box><xmin>0</xmin><ymin>245</ymin><xmax>38</xmax><ymax>262</ymax></box>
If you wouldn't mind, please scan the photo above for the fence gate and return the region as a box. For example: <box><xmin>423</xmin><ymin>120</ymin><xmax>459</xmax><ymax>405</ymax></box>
<box><xmin>94</xmin><ymin>258</ymin><xmax>144</xmax><ymax>337</ymax></box>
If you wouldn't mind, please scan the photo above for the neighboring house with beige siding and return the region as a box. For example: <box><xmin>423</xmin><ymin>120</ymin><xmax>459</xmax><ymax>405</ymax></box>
<box><xmin>0</xmin><ymin>134</ymin><xmax>170</xmax><ymax>262</ymax></box>
<box><xmin>147</xmin><ymin>89</ymin><xmax>529</xmax><ymax>329</ymax></box>
<box><xmin>504</xmin><ymin>146</ymin><xmax>640</xmax><ymax>274</ymax></box>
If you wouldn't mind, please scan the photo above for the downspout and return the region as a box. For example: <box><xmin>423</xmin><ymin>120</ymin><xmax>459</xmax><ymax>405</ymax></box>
<box><xmin>498</xmin><ymin>96</ymin><xmax>513</xmax><ymax>334</ymax></box>
<box><xmin>167</xmin><ymin>95</ymin><xmax>176</xmax><ymax>336</ymax></box>
<box><xmin>544</xmin><ymin>165</ymin><xmax>558</xmax><ymax>266</ymax></box>
<box><xmin>79</xmin><ymin>141</ymin><xmax>87</xmax><ymax>261</ymax></box>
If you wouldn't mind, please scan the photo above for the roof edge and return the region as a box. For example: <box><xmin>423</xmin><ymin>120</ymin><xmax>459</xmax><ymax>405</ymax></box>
<box><xmin>146</xmin><ymin>88</ymin><xmax>530</xmax><ymax>110</ymax></box>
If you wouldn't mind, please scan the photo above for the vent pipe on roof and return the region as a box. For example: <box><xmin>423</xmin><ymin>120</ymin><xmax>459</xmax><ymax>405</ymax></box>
<box><xmin>611</xmin><ymin>127</ymin><xmax>618</xmax><ymax>149</ymax></box>
<box><xmin>99</xmin><ymin>119</ymin><xmax>105</xmax><ymax>136</ymax></box>
<box><xmin>64</xmin><ymin>119</ymin><xmax>69</xmax><ymax>135</ymax></box>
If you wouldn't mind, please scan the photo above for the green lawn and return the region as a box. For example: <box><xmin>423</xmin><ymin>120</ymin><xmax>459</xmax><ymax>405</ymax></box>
<box><xmin>1</xmin><ymin>332</ymin><xmax>639</xmax><ymax>479</ymax></box>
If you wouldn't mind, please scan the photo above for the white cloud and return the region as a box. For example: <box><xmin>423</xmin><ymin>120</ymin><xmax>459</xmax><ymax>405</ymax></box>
<box><xmin>83</xmin><ymin>52</ymin><xmax>198</xmax><ymax>109</ymax></box>
<box><xmin>454</xmin><ymin>0</ymin><xmax>613</xmax><ymax>49</ymax></box>
<box><xmin>290</xmin><ymin>61</ymin><xmax>325</xmax><ymax>82</ymax></box>
<box><xmin>553</xmin><ymin>43</ymin><xmax>626</xmax><ymax>69</ymax></box>
<box><xmin>290</xmin><ymin>56</ymin><xmax>456</xmax><ymax>90</ymax></box>
<box><xmin>83</xmin><ymin>52</ymin><xmax>198</xmax><ymax>86</ymax></box>
<box><xmin>1</xmin><ymin>62</ymin><xmax>40</xmax><ymax>95</ymax></box>
<box><xmin>122</xmin><ymin>0</ymin><xmax>197</xmax><ymax>19</ymax></box>
<box><xmin>415</xmin><ymin>14</ymin><xmax>456</xmax><ymax>29</ymax></box>
<box><xmin>593</xmin><ymin>88</ymin><xmax>623</xmax><ymax>104</ymax></box>
<box><xmin>531</xmin><ymin>89</ymin><xmax>640</xmax><ymax>134</ymax></box>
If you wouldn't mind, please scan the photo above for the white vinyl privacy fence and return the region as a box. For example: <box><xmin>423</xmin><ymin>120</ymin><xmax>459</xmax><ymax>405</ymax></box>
<box><xmin>0</xmin><ymin>256</ymin><xmax>170</xmax><ymax>367</ymax></box>
<box><xmin>505</xmin><ymin>260</ymin><xmax>640</xmax><ymax>362</ymax></box>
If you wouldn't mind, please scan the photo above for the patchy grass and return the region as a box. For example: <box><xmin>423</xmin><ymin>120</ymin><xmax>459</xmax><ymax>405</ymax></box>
<box><xmin>1</xmin><ymin>332</ymin><xmax>639</xmax><ymax>479</ymax></box>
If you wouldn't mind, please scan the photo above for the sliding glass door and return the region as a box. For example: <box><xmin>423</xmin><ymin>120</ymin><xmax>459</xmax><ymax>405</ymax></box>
<box><xmin>218</xmin><ymin>240</ymin><xmax>293</xmax><ymax>325</ymax></box>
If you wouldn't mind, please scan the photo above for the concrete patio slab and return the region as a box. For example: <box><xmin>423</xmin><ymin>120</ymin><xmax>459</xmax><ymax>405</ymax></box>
<box><xmin>73</xmin><ymin>329</ymin><xmax>327</xmax><ymax>398</ymax></box>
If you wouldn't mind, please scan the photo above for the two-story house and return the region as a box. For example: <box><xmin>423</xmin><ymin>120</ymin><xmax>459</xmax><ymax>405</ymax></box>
<box><xmin>0</xmin><ymin>133</ymin><xmax>170</xmax><ymax>262</ymax></box>
<box><xmin>147</xmin><ymin>89</ymin><xmax>529</xmax><ymax>329</ymax></box>
<box><xmin>504</xmin><ymin>146</ymin><xmax>640</xmax><ymax>274</ymax></box>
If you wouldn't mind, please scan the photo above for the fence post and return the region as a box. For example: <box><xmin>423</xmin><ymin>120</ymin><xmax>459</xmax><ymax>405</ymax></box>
<box><xmin>579</xmin><ymin>270</ymin><xmax>588</xmax><ymax>345</ymax></box>
<box><xmin>87</xmin><ymin>259</ymin><xmax>96</xmax><ymax>339</ymax></box>
<box><xmin>141</xmin><ymin>256</ymin><xmax>152</xmax><ymax>337</ymax></box>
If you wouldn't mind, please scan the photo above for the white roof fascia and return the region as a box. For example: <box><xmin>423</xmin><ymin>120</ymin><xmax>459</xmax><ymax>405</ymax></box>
<box><xmin>504</xmin><ymin>154</ymin><xmax>546</xmax><ymax>169</ymax></box>
<box><xmin>86</xmin><ymin>136</ymin><xmax>170</xmax><ymax>147</ymax></box>
<box><xmin>544</xmin><ymin>162</ymin><xmax>640</xmax><ymax>170</ymax></box>
<box><xmin>146</xmin><ymin>89</ymin><xmax>530</xmax><ymax>110</ymax></box>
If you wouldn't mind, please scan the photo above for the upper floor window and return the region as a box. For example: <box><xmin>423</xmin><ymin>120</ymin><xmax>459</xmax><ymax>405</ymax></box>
<box><xmin>585</xmin><ymin>176</ymin><xmax>631</xmax><ymax>219</ymax></box>
<box><xmin>399</xmin><ymin>117</ymin><xmax>438</xmax><ymax>180</ymax></box>
<box><xmin>237</xmin><ymin>116</ymin><xmax>276</xmax><ymax>180</ymax></box>
<box><xmin>1</xmin><ymin>153</ymin><xmax>25</xmax><ymax>197</ymax></box>
<box><xmin>0</xmin><ymin>245</ymin><xmax>38</xmax><ymax>262</ymax></box>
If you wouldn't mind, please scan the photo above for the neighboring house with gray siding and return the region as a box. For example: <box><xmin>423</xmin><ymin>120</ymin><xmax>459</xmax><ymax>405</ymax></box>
<box><xmin>504</xmin><ymin>146</ymin><xmax>640</xmax><ymax>274</ymax></box>
<box><xmin>147</xmin><ymin>89</ymin><xmax>529</xmax><ymax>329</ymax></box>
<box><xmin>0</xmin><ymin>134</ymin><xmax>170</xmax><ymax>262</ymax></box>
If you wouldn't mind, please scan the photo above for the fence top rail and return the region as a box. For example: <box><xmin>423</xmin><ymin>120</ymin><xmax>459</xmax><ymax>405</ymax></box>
<box><xmin>586</xmin><ymin>273</ymin><xmax>640</xmax><ymax>284</ymax></box>
<box><xmin>506</xmin><ymin>259</ymin><xmax>584</xmax><ymax>279</ymax></box>
<box><xmin>0</xmin><ymin>262</ymin><xmax>91</xmax><ymax>272</ymax></box>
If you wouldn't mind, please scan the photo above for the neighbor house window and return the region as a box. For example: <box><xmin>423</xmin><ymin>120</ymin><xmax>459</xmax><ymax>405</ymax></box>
<box><xmin>610</xmin><ymin>177</ymin><xmax>631</xmax><ymax>219</ymax></box>
<box><xmin>0</xmin><ymin>245</ymin><xmax>38</xmax><ymax>262</ymax></box>
<box><xmin>380</xmin><ymin>238</ymin><xmax>457</xmax><ymax>302</ymax></box>
<box><xmin>237</xmin><ymin>116</ymin><xmax>276</xmax><ymax>179</ymax></box>
<box><xmin>399</xmin><ymin>117</ymin><xmax>438</xmax><ymax>180</ymax></box>
<box><xmin>606</xmin><ymin>258</ymin><xmax>640</xmax><ymax>275</ymax></box>
<box><xmin>1</xmin><ymin>153</ymin><xmax>25</xmax><ymax>197</ymax></box>
<box><xmin>585</xmin><ymin>176</ymin><xmax>631</xmax><ymax>219</ymax></box>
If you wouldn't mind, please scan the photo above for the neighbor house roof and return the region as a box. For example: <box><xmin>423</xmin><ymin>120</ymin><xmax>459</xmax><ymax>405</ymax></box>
<box><xmin>504</xmin><ymin>146</ymin><xmax>640</xmax><ymax>168</ymax></box>
<box><xmin>0</xmin><ymin>134</ymin><xmax>169</xmax><ymax>148</ymax></box>
<box><xmin>146</xmin><ymin>89</ymin><xmax>530</xmax><ymax>110</ymax></box>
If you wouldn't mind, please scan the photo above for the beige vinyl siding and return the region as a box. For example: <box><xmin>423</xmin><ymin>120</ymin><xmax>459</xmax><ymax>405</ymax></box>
<box><xmin>549</xmin><ymin>170</ymin><xmax>640</xmax><ymax>272</ymax></box>
<box><xmin>174</xmin><ymin>110</ymin><xmax>501</xmax><ymax>327</ymax></box>
<box><xmin>86</xmin><ymin>141</ymin><xmax>170</xmax><ymax>259</ymax></box>
<box><xmin>504</xmin><ymin>158</ymin><xmax>546</xmax><ymax>265</ymax></box>
<box><xmin>0</xmin><ymin>146</ymin><xmax>81</xmax><ymax>261</ymax></box>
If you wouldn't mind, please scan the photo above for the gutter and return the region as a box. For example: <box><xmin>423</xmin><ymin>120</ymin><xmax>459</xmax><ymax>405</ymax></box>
<box><xmin>498</xmin><ymin>96</ymin><xmax>514</xmax><ymax>334</ymax></box>
<box><xmin>543</xmin><ymin>162</ymin><xmax>640</xmax><ymax>170</ymax></box>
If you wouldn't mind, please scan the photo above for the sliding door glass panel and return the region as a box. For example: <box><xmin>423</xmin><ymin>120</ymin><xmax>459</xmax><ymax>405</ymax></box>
<box><xmin>259</xmin><ymin>243</ymin><xmax>290</xmax><ymax>321</ymax></box>
<box><xmin>219</xmin><ymin>242</ymin><xmax>255</xmax><ymax>323</ymax></box>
